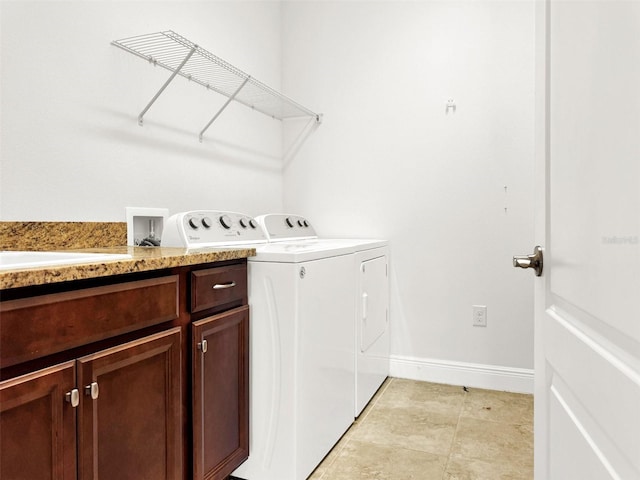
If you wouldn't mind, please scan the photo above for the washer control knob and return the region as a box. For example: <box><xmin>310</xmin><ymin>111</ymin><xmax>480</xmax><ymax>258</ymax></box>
<box><xmin>219</xmin><ymin>215</ymin><xmax>233</xmax><ymax>229</ymax></box>
<box><xmin>286</xmin><ymin>217</ymin><xmax>295</xmax><ymax>228</ymax></box>
<box><xmin>297</xmin><ymin>219</ymin><xmax>304</xmax><ymax>227</ymax></box>
<box><xmin>188</xmin><ymin>217</ymin><xmax>199</xmax><ymax>229</ymax></box>
<box><xmin>201</xmin><ymin>217</ymin><xmax>212</xmax><ymax>228</ymax></box>
<box><xmin>249</xmin><ymin>219</ymin><xmax>258</xmax><ymax>229</ymax></box>
<box><xmin>303</xmin><ymin>220</ymin><xmax>309</xmax><ymax>227</ymax></box>
<box><xmin>239</xmin><ymin>218</ymin><xmax>248</xmax><ymax>228</ymax></box>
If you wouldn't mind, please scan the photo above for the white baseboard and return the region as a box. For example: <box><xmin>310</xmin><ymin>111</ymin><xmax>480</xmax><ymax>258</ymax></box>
<box><xmin>389</xmin><ymin>355</ymin><xmax>534</xmax><ymax>394</ymax></box>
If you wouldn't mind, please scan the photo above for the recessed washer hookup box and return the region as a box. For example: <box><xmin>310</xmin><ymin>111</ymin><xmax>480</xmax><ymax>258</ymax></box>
<box><xmin>126</xmin><ymin>207</ymin><xmax>169</xmax><ymax>246</ymax></box>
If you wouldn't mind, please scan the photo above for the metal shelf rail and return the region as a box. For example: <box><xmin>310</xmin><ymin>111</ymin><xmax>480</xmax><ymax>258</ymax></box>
<box><xmin>112</xmin><ymin>31</ymin><xmax>322</xmax><ymax>142</ymax></box>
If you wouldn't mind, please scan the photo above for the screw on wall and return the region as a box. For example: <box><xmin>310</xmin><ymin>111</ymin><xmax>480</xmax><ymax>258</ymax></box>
<box><xmin>446</xmin><ymin>98</ymin><xmax>456</xmax><ymax>114</ymax></box>
<box><xmin>504</xmin><ymin>185</ymin><xmax>508</xmax><ymax>214</ymax></box>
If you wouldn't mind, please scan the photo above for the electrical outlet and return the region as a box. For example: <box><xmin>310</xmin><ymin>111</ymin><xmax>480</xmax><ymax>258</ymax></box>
<box><xmin>473</xmin><ymin>305</ymin><xmax>487</xmax><ymax>327</ymax></box>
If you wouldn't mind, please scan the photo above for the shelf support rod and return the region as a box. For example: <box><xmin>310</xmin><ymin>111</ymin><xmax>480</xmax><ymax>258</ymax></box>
<box><xmin>138</xmin><ymin>46</ymin><xmax>197</xmax><ymax>126</ymax></box>
<box><xmin>199</xmin><ymin>76</ymin><xmax>250</xmax><ymax>142</ymax></box>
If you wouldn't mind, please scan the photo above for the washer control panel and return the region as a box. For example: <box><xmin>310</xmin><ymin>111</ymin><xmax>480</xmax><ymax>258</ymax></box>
<box><xmin>255</xmin><ymin>214</ymin><xmax>317</xmax><ymax>241</ymax></box>
<box><xmin>161</xmin><ymin>210</ymin><xmax>267</xmax><ymax>247</ymax></box>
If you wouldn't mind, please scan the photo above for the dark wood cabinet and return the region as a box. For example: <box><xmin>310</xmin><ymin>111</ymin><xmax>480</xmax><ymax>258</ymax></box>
<box><xmin>77</xmin><ymin>328</ymin><xmax>182</xmax><ymax>480</ymax></box>
<box><xmin>192</xmin><ymin>306</ymin><xmax>249</xmax><ymax>480</ymax></box>
<box><xmin>0</xmin><ymin>329</ymin><xmax>182</xmax><ymax>480</ymax></box>
<box><xmin>0</xmin><ymin>276</ymin><xmax>180</xmax><ymax>370</ymax></box>
<box><xmin>0</xmin><ymin>259</ymin><xmax>249</xmax><ymax>480</ymax></box>
<box><xmin>0</xmin><ymin>361</ymin><xmax>77</xmax><ymax>480</ymax></box>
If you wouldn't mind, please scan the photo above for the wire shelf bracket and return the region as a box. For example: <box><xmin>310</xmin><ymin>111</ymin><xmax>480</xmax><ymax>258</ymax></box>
<box><xmin>137</xmin><ymin>45</ymin><xmax>196</xmax><ymax>126</ymax></box>
<box><xmin>199</xmin><ymin>76</ymin><xmax>249</xmax><ymax>143</ymax></box>
<box><xmin>112</xmin><ymin>31</ymin><xmax>322</xmax><ymax>140</ymax></box>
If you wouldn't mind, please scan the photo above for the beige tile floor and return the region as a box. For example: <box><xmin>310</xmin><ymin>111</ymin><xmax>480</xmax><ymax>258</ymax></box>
<box><xmin>308</xmin><ymin>378</ymin><xmax>533</xmax><ymax>480</ymax></box>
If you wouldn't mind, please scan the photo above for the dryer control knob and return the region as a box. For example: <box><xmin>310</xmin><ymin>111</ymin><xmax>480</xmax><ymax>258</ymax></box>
<box><xmin>297</xmin><ymin>219</ymin><xmax>305</xmax><ymax>227</ymax></box>
<box><xmin>286</xmin><ymin>217</ymin><xmax>295</xmax><ymax>228</ymax></box>
<box><xmin>249</xmin><ymin>219</ymin><xmax>258</xmax><ymax>229</ymax></box>
<box><xmin>239</xmin><ymin>218</ymin><xmax>248</xmax><ymax>228</ymax></box>
<box><xmin>303</xmin><ymin>220</ymin><xmax>309</xmax><ymax>227</ymax></box>
<box><xmin>201</xmin><ymin>217</ymin><xmax>212</xmax><ymax>228</ymax></box>
<box><xmin>188</xmin><ymin>217</ymin><xmax>199</xmax><ymax>229</ymax></box>
<box><xmin>219</xmin><ymin>215</ymin><xmax>233</xmax><ymax>229</ymax></box>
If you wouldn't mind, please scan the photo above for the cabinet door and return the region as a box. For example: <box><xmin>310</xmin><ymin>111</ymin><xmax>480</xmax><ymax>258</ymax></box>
<box><xmin>77</xmin><ymin>328</ymin><xmax>182</xmax><ymax>480</ymax></box>
<box><xmin>192</xmin><ymin>306</ymin><xmax>249</xmax><ymax>480</ymax></box>
<box><xmin>0</xmin><ymin>361</ymin><xmax>77</xmax><ymax>480</ymax></box>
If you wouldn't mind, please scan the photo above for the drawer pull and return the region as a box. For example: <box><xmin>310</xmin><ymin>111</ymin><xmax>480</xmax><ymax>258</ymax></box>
<box><xmin>65</xmin><ymin>388</ymin><xmax>80</xmax><ymax>408</ymax></box>
<box><xmin>85</xmin><ymin>382</ymin><xmax>99</xmax><ymax>400</ymax></box>
<box><xmin>212</xmin><ymin>281</ymin><xmax>236</xmax><ymax>290</ymax></box>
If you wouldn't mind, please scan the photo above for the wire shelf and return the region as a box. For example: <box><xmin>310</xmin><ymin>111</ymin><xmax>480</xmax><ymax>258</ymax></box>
<box><xmin>112</xmin><ymin>31</ymin><xmax>321</xmax><ymax>139</ymax></box>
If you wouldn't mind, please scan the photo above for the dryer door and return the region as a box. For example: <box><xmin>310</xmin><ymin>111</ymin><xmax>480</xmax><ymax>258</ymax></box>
<box><xmin>360</xmin><ymin>255</ymin><xmax>388</xmax><ymax>353</ymax></box>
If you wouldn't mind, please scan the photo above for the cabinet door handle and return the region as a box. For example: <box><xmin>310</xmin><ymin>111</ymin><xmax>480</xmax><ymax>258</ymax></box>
<box><xmin>85</xmin><ymin>382</ymin><xmax>99</xmax><ymax>400</ymax></box>
<box><xmin>212</xmin><ymin>281</ymin><xmax>236</xmax><ymax>290</ymax></box>
<box><xmin>197</xmin><ymin>339</ymin><xmax>208</xmax><ymax>353</ymax></box>
<box><xmin>65</xmin><ymin>388</ymin><xmax>80</xmax><ymax>408</ymax></box>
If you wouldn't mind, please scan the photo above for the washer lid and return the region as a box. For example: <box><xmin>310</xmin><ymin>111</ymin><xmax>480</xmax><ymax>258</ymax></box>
<box><xmin>322</xmin><ymin>238</ymin><xmax>389</xmax><ymax>251</ymax></box>
<box><xmin>250</xmin><ymin>241</ymin><xmax>356</xmax><ymax>263</ymax></box>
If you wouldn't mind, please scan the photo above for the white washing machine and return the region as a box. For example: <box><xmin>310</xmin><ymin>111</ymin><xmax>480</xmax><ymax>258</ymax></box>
<box><xmin>256</xmin><ymin>214</ymin><xmax>390</xmax><ymax>417</ymax></box>
<box><xmin>162</xmin><ymin>210</ymin><xmax>357</xmax><ymax>480</ymax></box>
<box><xmin>235</xmin><ymin>240</ymin><xmax>356</xmax><ymax>480</ymax></box>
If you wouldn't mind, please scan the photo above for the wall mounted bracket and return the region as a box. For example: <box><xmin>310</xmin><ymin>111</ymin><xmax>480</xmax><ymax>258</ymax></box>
<box><xmin>199</xmin><ymin>76</ymin><xmax>250</xmax><ymax>142</ymax></box>
<box><xmin>137</xmin><ymin>46</ymin><xmax>196</xmax><ymax>126</ymax></box>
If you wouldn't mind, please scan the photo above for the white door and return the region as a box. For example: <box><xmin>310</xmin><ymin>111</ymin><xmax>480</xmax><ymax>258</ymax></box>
<box><xmin>528</xmin><ymin>1</ymin><xmax>640</xmax><ymax>479</ymax></box>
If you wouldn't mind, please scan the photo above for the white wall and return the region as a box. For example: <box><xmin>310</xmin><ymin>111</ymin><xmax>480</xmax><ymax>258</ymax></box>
<box><xmin>1</xmin><ymin>0</ymin><xmax>537</xmax><ymax>387</ymax></box>
<box><xmin>0</xmin><ymin>1</ymin><xmax>285</xmax><ymax>221</ymax></box>
<box><xmin>282</xmin><ymin>1</ymin><xmax>536</xmax><ymax>380</ymax></box>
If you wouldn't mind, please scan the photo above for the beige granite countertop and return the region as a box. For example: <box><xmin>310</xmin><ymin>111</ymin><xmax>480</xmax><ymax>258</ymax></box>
<box><xmin>0</xmin><ymin>246</ymin><xmax>255</xmax><ymax>290</ymax></box>
<box><xmin>0</xmin><ymin>221</ymin><xmax>255</xmax><ymax>290</ymax></box>
<box><xmin>0</xmin><ymin>221</ymin><xmax>128</xmax><ymax>251</ymax></box>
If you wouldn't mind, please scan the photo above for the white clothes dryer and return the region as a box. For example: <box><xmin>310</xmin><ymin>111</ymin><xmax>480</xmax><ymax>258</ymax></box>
<box><xmin>256</xmin><ymin>214</ymin><xmax>390</xmax><ymax>417</ymax></box>
<box><xmin>352</xmin><ymin>242</ymin><xmax>389</xmax><ymax>416</ymax></box>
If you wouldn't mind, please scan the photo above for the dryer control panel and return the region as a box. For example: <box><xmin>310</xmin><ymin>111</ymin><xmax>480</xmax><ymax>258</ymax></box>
<box><xmin>162</xmin><ymin>210</ymin><xmax>268</xmax><ymax>248</ymax></box>
<box><xmin>255</xmin><ymin>213</ymin><xmax>317</xmax><ymax>241</ymax></box>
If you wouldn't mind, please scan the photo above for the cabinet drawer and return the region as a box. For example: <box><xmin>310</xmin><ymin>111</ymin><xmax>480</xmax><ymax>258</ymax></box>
<box><xmin>0</xmin><ymin>276</ymin><xmax>179</xmax><ymax>369</ymax></box>
<box><xmin>191</xmin><ymin>264</ymin><xmax>247</xmax><ymax>314</ymax></box>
